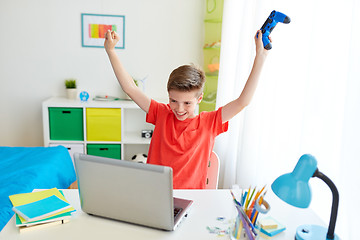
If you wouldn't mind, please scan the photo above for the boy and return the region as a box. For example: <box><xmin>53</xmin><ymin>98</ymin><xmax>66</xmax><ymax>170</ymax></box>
<box><xmin>104</xmin><ymin>29</ymin><xmax>269</xmax><ymax>189</ymax></box>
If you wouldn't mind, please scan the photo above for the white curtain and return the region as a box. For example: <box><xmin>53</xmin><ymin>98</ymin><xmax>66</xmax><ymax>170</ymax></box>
<box><xmin>214</xmin><ymin>0</ymin><xmax>360</xmax><ymax>239</ymax></box>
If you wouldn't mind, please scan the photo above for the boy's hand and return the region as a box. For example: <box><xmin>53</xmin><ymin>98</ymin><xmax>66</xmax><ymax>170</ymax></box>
<box><xmin>254</xmin><ymin>30</ymin><xmax>270</xmax><ymax>58</ymax></box>
<box><xmin>104</xmin><ymin>30</ymin><xmax>120</xmax><ymax>53</ymax></box>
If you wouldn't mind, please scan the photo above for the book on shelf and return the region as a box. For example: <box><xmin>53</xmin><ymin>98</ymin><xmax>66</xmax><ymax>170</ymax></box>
<box><xmin>93</xmin><ymin>95</ymin><xmax>121</xmax><ymax>101</ymax></box>
<box><xmin>9</xmin><ymin>188</ymin><xmax>75</xmax><ymax>231</ymax></box>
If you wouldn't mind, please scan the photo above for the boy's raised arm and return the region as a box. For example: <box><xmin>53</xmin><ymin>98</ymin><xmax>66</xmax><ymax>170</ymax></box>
<box><xmin>221</xmin><ymin>30</ymin><xmax>269</xmax><ymax>123</ymax></box>
<box><xmin>104</xmin><ymin>30</ymin><xmax>151</xmax><ymax>113</ymax></box>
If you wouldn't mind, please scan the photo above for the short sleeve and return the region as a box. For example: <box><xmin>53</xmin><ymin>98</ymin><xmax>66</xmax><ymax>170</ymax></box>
<box><xmin>215</xmin><ymin>107</ymin><xmax>229</xmax><ymax>136</ymax></box>
<box><xmin>146</xmin><ymin>99</ymin><xmax>170</xmax><ymax>125</ymax></box>
<box><xmin>146</xmin><ymin>99</ymin><xmax>158</xmax><ymax>125</ymax></box>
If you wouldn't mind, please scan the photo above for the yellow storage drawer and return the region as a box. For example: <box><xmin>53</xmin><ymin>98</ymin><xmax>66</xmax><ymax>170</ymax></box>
<box><xmin>86</xmin><ymin>108</ymin><xmax>121</xmax><ymax>141</ymax></box>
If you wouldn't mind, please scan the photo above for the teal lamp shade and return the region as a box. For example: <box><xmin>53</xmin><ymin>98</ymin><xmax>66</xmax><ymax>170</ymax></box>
<box><xmin>271</xmin><ymin>154</ymin><xmax>317</xmax><ymax>208</ymax></box>
<box><xmin>271</xmin><ymin>154</ymin><xmax>340</xmax><ymax>240</ymax></box>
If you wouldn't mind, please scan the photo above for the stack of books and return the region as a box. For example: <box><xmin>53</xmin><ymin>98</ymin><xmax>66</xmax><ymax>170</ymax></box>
<box><xmin>9</xmin><ymin>188</ymin><xmax>75</xmax><ymax>232</ymax></box>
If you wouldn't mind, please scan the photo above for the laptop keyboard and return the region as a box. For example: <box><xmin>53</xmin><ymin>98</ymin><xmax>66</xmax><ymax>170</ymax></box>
<box><xmin>174</xmin><ymin>207</ymin><xmax>183</xmax><ymax>219</ymax></box>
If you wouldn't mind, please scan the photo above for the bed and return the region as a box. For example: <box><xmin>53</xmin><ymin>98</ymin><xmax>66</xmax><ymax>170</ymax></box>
<box><xmin>0</xmin><ymin>146</ymin><xmax>76</xmax><ymax>231</ymax></box>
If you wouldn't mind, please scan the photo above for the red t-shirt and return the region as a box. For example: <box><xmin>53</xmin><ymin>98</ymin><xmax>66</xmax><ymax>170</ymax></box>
<box><xmin>146</xmin><ymin>99</ymin><xmax>228</xmax><ymax>189</ymax></box>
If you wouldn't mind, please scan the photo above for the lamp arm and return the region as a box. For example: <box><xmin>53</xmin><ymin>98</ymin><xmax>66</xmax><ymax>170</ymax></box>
<box><xmin>313</xmin><ymin>169</ymin><xmax>339</xmax><ymax>240</ymax></box>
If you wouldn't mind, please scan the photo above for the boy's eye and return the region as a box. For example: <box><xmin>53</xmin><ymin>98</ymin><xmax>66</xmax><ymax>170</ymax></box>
<box><xmin>185</xmin><ymin>102</ymin><xmax>191</xmax><ymax>105</ymax></box>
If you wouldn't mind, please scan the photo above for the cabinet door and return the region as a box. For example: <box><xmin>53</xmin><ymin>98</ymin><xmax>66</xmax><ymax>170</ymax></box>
<box><xmin>86</xmin><ymin>108</ymin><xmax>121</xmax><ymax>141</ymax></box>
<box><xmin>49</xmin><ymin>108</ymin><xmax>84</xmax><ymax>141</ymax></box>
<box><xmin>87</xmin><ymin>144</ymin><xmax>121</xmax><ymax>159</ymax></box>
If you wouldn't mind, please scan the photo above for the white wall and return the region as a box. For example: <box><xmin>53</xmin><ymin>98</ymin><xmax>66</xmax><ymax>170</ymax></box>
<box><xmin>0</xmin><ymin>0</ymin><xmax>204</xmax><ymax>146</ymax></box>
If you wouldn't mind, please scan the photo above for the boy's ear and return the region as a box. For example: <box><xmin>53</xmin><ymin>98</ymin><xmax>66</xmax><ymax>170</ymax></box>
<box><xmin>197</xmin><ymin>93</ymin><xmax>203</xmax><ymax>104</ymax></box>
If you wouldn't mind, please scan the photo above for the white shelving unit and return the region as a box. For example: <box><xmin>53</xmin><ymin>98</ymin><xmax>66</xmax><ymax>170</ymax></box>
<box><xmin>42</xmin><ymin>97</ymin><xmax>154</xmax><ymax>161</ymax></box>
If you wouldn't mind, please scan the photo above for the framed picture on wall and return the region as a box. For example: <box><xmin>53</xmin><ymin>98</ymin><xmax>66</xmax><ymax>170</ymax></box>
<box><xmin>81</xmin><ymin>13</ymin><xmax>125</xmax><ymax>49</ymax></box>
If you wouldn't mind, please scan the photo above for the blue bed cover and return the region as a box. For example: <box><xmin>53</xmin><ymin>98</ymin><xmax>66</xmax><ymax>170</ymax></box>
<box><xmin>0</xmin><ymin>146</ymin><xmax>76</xmax><ymax>231</ymax></box>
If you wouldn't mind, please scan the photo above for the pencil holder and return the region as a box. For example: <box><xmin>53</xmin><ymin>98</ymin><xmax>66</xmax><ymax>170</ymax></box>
<box><xmin>230</xmin><ymin>199</ymin><xmax>270</xmax><ymax>240</ymax></box>
<box><xmin>230</xmin><ymin>209</ymin><xmax>259</xmax><ymax>240</ymax></box>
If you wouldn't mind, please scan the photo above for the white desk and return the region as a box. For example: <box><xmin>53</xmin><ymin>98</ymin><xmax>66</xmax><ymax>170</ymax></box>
<box><xmin>0</xmin><ymin>189</ymin><xmax>325</xmax><ymax>240</ymax></box>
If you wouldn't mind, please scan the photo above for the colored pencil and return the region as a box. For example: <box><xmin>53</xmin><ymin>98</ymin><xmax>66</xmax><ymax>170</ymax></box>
<box><xmin>241</xmin><ymin>191</ymin><xmax>247</xmax><ymax>205</ymax></box>
<box><xmin>244</xmin><ymin>186</ymin><xmax>251</xmax><ymax>210</ymax></box>
<box><xmin>249</xmin><ymin>185</ymin><xmax>266</xmax><ymax>222</ymax></box>
<box><xmin>241</xmin><ymin>189</ymin><xmax>244</xmax><ymax>205</ymax></box>
<box><xmin>230</xmin><ymin>191</ymin><xmax>258</xmax><ymax>237</ymax></box>
<box><xmin>248</xmin><ymin>187</ymin><xmax>256</xmax><ymax>207</ymax></box>
<box><xmin>253</xmin><ymin>191</ymin><xmax>267</xmax><ymax>225</ymax></box>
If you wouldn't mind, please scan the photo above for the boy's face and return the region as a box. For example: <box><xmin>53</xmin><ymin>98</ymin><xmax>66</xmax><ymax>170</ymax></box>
<box><xmin>168</xmin><ymin>90</ymin><xmax>203</xmax><ymax>121</ymax></box>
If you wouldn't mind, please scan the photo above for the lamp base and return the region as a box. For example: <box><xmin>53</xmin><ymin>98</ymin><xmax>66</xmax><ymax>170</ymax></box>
<box><xmin>295</xmin><ymin>225</ymin><xmax>340</xmax><ymax>240</ymax></box>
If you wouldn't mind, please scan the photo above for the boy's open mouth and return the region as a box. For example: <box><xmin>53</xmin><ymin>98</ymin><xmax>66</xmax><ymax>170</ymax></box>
<box><xmin>175</xmin><ymin>111</ymin><xmax>188</xmax><ymax>119</ymax></box>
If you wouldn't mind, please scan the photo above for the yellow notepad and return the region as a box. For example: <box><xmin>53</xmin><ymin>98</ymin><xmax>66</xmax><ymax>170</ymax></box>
<box><xmin>260</xmin><ymin>217</ymin><xmax>278</xmax><ymax>229</ymax></box>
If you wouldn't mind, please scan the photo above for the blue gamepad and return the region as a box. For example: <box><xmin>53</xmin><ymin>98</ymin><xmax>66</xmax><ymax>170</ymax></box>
<box><xmin>259</xmin><ymin>10</ymin><xmax>291</xmax><ymax>50</ymax></box>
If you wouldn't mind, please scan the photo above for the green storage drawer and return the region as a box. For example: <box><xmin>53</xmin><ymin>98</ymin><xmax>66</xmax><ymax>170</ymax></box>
<box><xmin>87</xmin><ymin>144</ymin><xmax>121</xmax><ymax>160</ymax></box>
<box><xmin>49</xmin><ymin>107</ymin><xmax>84</xmax><ymax>141</ymax></box>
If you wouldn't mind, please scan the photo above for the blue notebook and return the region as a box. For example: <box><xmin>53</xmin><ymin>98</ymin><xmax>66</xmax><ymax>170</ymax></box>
<box><xmin>12</xmin><ymin>195</ymin><xmax>71</xmax><ymax>222</ymax></box>
<box><xmin>260</xmin><ymin>217</ymin><xmax>286</xmax><ymax>237</ymax></box>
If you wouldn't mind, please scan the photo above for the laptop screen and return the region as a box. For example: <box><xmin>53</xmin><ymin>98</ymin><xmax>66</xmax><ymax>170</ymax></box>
<box><xmin>74</xmin><ymin>153</ymin><xmax>177</xmax><ymax>230</ymax></box>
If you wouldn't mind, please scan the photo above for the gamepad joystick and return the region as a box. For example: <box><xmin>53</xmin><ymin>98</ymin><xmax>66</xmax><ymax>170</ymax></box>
<box><xmin>258</xmin><ymin>10</ymin><xmax>291</xmax><ymax>50</ymax></box>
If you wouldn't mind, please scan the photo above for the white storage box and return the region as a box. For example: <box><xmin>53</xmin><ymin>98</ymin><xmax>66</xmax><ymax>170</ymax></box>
<box><xmin>49</xmin><ymin>143</ymin><xmax>84</xmax><ymax>167</ymax></box>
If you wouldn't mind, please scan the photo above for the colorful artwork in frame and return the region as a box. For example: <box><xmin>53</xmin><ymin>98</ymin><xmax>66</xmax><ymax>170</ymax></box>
<box><xmin>81</xmin><ymin>13</ymin><xmax>125</xmax><ymax>49</ymax></box>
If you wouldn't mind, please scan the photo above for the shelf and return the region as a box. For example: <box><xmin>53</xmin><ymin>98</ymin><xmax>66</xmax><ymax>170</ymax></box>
<box><xmin>43</xmin><ymin>97</ymin><xmax>139</xmax><ymax>109</ymax></box>
<box><xmin>49</xmin><ymin>140</ymin><xmax>85</xmax><ymax>144</ymax></box>
<box><xmin>203</xmin><ymin>46</ymin><xmax>221</xmax><ymax>50</ymax></box>
<box><xmin>205</xmin><ymin>72</ymin><xmax>219</xmax><ymax>76</ymax></box>
<box><xmin>43</xmin><ymin>97</ymin><xmax>152</xmax><ymax>160</ymax></box>
<box><xmin>122</xmin><ymin>132</ymin><xmax>152</xmax><ymax>144</ymax></box>
<box><xmin>204</xmin><ymin>19</ymin><xmax>222</xmax><ymax>23</ymax></box>
<box><xmin>85</xmin><ymin>141</ymin><xmax>121</xmax><ymax>144</ymax></box>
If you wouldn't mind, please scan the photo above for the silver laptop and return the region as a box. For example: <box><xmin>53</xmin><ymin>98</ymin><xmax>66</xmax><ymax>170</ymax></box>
<box><xmin>73</xmin><ymin>153</ymin><xmax>193</xmax><ymax>231</ymax></box>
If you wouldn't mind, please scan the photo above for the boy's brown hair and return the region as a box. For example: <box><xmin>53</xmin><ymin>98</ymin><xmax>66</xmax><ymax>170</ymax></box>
<box><xmin>167</xmin><ymin>64</ymin><xmax>206</xmax><ymax>97</ymax></box>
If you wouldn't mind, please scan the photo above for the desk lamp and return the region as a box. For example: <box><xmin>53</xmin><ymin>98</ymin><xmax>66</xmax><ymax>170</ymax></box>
<box><xmin>271</xmin><ymin>154</ymin><xmax>340</xmax><ymax>240</ymax></box>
